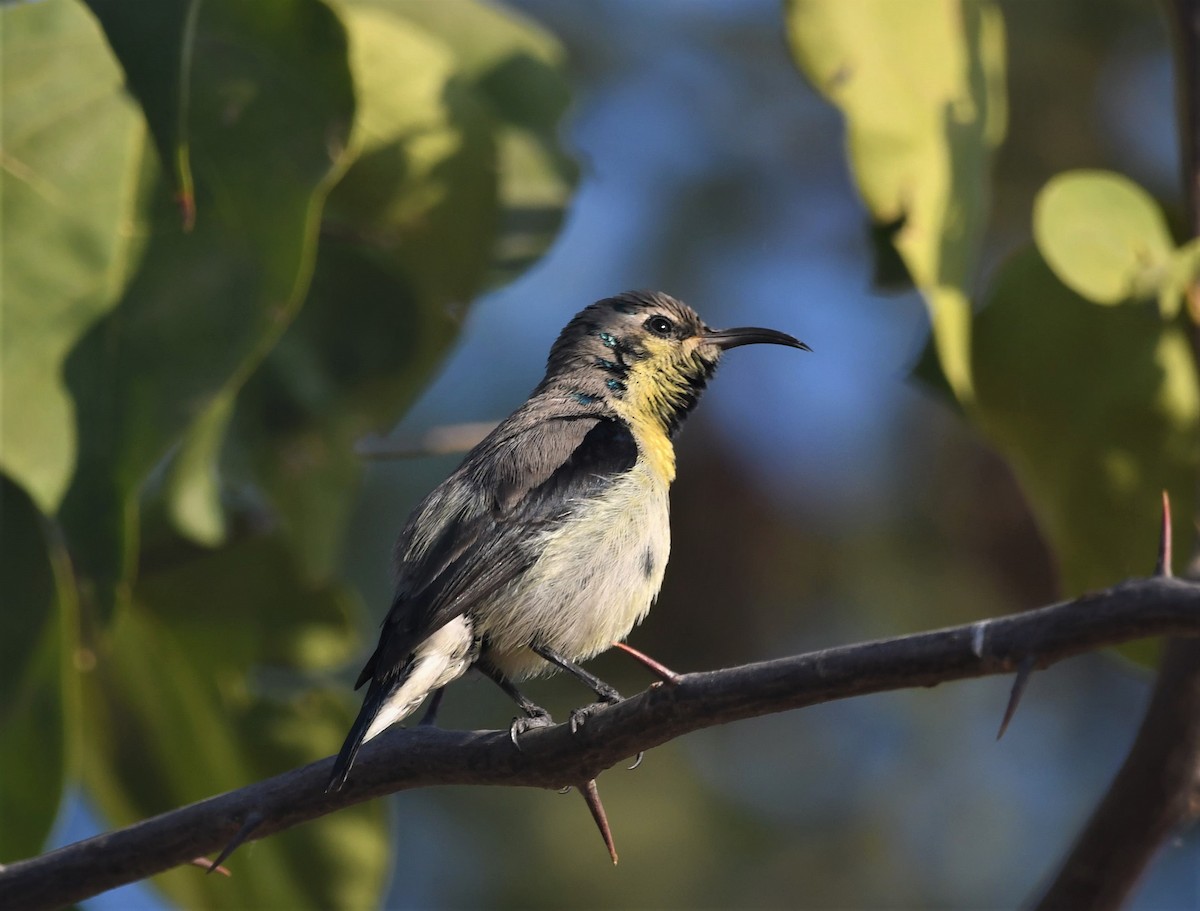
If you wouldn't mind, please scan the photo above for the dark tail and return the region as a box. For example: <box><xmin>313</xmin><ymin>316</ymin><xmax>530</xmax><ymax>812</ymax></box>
<box><xmin>327</xmin><ymin>680</ymin><xmax>387</xmax><ymax>793</ymax></box>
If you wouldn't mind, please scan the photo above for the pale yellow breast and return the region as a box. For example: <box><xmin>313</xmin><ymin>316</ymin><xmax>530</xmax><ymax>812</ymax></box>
<box><xmin>479</xmin><ymin>457</ymin><xmax>672</xmax><ymax>680</ymax></box>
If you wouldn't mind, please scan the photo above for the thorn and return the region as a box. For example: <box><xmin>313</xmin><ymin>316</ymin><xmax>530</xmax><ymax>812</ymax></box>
<box><xmin>354</xmin><ymin>421</ymin><xmax>499</xmax><ymax>460</ymax></box>
<box><xmin>208</xmin><ymin>811</ymin><xmax>264</xmax><ymax>873</ymax></box>
<box><xmin>997</xmin><ymin>655</ymin><xmax>1036</xmax><ymax>741</ymax></box>
<box><xmin>612</xmin><ymin>641</ymin><xmax>682</xmax><ymax>685</ymax></box>
<box><xmin>579</xmin><ymin>778</ymin><xmax>619</xmax><ymax>865</ymax></box>
<box><xmin>175</xmin><ymin>190</ymin><xmax>196</xmax><ymax>233</ymax></box>
<box><xmin>1156</xmin><ymin>490</ymin><xmax>1173</xmax><ymax>577</ymax></box>
<box><xmin>628</xmin><ymin>752</ymin><xmax>645</xmax><ymax>771</ymax></box>
<box><xmin>190</xmin><ymin>858</ymin><xmax>230</xmax><ymax>876</ymax></box>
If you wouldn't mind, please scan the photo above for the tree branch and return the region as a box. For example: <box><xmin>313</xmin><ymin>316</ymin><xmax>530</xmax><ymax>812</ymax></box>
<box><xmin>1031</xmin><ymin>6</ymin><xmax>1200</xmax><ymax>907</ymax></box>
<box><xmin>1033</xmin><ymin>636</ymin><xmax>1200</xmax><ymax>910</ymax></box>
<box><xmin>1031</xmin><ymin>500</ymin><xmax>1200</xmax><ymax>911</ymax></box>
<box><xmin>0</xmin><ymin>576</ymin><xmax>1197</xmax><ymax>911</ymax></box>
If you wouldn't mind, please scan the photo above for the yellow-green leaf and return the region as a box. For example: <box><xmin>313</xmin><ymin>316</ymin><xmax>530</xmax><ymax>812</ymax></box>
<box><xmin>1034</xmin><ymin>170</ymin><xmax>1175</xmax><ymax>305</ymax></box>
<box><xmin>974</xmin><ymin>249</ymin><xmax>1198</xmax><ymax>600</ymax></box>
<box><xmin>391</xmin><ymin>0</ymin><xmax>578</xmax><ymax>279</ymax></box>
<box><xmin>1160</xmin><ymin>236</ymin><xmax>1200</xmax><ymax>321</ymax></box>
<box><xmin>785</xmin><ymin>0</ymin><xmax>1007</xmax><ymax>404</ymax></box>
<box><xmin>227</xmin><ymin>0</ymin><xmax>578</xmax><ymax>580</ymax></box>
<box><xmin>0</xmin><ymin>0</ymin><xmax>146</xmax><ymax>515</ymax></box>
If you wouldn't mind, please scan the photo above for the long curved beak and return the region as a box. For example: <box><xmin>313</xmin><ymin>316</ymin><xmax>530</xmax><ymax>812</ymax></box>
<box><xmin>703</xmin><ymin>326</ymin><xmax>811</xmax><ymax>352</ymax></box>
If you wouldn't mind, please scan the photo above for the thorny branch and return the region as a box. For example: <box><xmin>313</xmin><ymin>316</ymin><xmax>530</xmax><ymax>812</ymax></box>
<box><xmin>0</xmin><ymin>574</ymin><xmax>1197</xmax><ymax>911</ymax></box>
<box><xmin>1030</xmin><ymin>3</ymin><xmax>1200</xmax><ymax>908</ymax></box>
<box><xmin>1033</xmin><ymin>497</ymin><xmax>1200</xmax><ymax>910</ymax></box>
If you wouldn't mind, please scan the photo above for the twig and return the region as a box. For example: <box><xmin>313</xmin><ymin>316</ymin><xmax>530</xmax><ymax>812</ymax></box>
<box><xmin>0</xmin><ymin>575</ymin><xmax>1195</xmax><ymax>911</ymax></box>
<box><xmin>354</xmin><ymin>422</ymin><xmax>498</xmax><ymax>460</ymax></box>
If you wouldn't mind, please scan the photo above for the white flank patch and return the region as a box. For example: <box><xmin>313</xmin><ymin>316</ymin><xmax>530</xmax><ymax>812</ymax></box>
<box><xmin>363</xmin><ymin>615</ymin><xmax>475</xmax><ymax>742</ymax></box>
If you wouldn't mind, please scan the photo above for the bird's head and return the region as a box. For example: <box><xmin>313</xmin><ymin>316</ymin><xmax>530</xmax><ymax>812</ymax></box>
<box><xmin>543</xmin><ymin>290</ymin><xmax>809</xmax><ymax>438</ymax></box>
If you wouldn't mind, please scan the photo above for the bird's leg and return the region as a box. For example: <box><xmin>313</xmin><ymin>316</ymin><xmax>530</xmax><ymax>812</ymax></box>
<box><xmin>418</xmin><ymin>687</ymin><xmax>445</xmax><ymax>727</ymax></box>
<box><xmin>531</xmin><ymin>644</ymin><xmax>623</xmax><ymax>703</ymax></box>
<box><xmin>476</xmin><ymin>659</ymin><xmax>554</xmax><ymax>748</ymax></box>
<box><xmin>530</xmin><ymin>644</ymin><xmax>624</xmax><ymax>734</ymax></box>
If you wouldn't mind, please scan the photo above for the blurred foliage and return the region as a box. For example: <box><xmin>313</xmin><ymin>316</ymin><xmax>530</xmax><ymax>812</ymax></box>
<box><xmin>2</xmin><ymin>0</ymin><xmax>1197</xmax><ymax>908</ymax></box>
<box><xmin>974</xmin><ymin>248</ymin><xmax>1197</xmax><ymax>592</ymax></box>
<box><xmin>982</xmin><ymin>175</ymin><xmax>1199</xmax><ymax>598</ymax></box>
<box><xmin>1033</xmin><ymin>170</ymin><xmax>1178</xmax><ymax>306</ymax></box>
<box><xmin>0</xmin><ymin>0</ymin><xmax>576</xmax><ymax>906</ymax></box>
<box><xmin>786</xmin><ymin>0</ymin><xmax>1198</xmax><ymax>606</ymax></box>
<box><xmin>785</xmin><ymin>0</ymin><xmax>1007</xmax><ymax>403</ymax></box>
<box><xmin>0</xmin><ymin>476</ymin><xmax>72</xmax><ymax>861</ymax></box>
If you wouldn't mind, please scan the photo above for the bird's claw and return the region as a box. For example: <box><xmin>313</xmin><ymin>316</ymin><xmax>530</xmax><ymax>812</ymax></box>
<box><xmin>509</xmin><ymin>710</ymin><xmax>554</xmax><ymax>750</ymax></box>
<box><xmin>569</xmin><ymin>697</ymin><xmax>621</xmax><ymax>733</ymax></box>
<box><xmin>596</xmin><ymin>686</ymin><xmax>623</xmax><ymax>705</ymax></box>
<box><xmin>569</xmin><ymin>708</ymin><xmax>589</xmax><ymax>733</ymax></box>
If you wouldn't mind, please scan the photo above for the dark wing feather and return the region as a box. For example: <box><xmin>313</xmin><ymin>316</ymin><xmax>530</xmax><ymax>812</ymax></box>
<box><xmin>355</xmin><ymin>414</ymin><xmax>638</xmax><ymax>688</ymax></box>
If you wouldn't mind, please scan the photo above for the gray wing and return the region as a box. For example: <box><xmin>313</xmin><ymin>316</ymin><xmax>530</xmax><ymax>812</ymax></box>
<box><xmin>355</xmin><ymin>413</ymin><xmax>638</xmax><ymax>689</ymax></box>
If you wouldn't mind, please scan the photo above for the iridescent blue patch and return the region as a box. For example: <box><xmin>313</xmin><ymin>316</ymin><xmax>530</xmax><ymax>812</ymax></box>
<box><xmin>572</xmin><ymin>392</ymin><xmax>599</xmax><ymax>406</ymax></box>
<box><xmin>599</xmin><ymin>332</ymin><xmax>619</xmax><ymax>349</ymax></box>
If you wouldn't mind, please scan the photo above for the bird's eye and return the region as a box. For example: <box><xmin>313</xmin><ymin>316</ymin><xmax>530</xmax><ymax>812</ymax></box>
<box><xmin>645</xmin><ymin>315</ymin><xmax>675</xmax><ymax>337</ymax></box>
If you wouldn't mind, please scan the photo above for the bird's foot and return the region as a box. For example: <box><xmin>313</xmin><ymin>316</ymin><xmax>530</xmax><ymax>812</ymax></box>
<box><xmin>564</xmin><ymin>693</ymin><xmax>644</xmax><ymax>768</ymax></box>
<box><xmin>593</xmin><ymin>682</ymin><xmax>623</xmax><ymax>705</ymax></box>
<box><xmin>569</xmin><ymin>691</ymin><xmax>622</xmax><ymax>734</ymax></box>
<box><xmin>509</xmin><ymin>709</ymin><xmax>554</xmax><ymax>750</ymax></box>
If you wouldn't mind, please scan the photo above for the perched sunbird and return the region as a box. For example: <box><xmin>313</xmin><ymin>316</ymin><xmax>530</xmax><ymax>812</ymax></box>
<box><xmin>328</xmin><ymin>291</ymin><xmax>808</xmax><ymax>791</ymax></box>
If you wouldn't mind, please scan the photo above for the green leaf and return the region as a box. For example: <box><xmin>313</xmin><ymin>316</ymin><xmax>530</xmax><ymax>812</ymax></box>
<box><xmin>164</xmin><ymin>389</ymin><xmax>235</xmax><ymax>546</ymax></box>
<box><xmin>974</xmin><ymin>248</ymin><xmax>1198</xmax><ymax>599</ymax></box>
<box><xmin>135</xmin><ymin>532</ymin><xmax>361</xmax><ymax>672</ymax></box>
<box><xmin>54</xmin><ymin>0</ymin><xmax>356</xmax><ymax>615</ymax></box>
<box><xmin>225</xmin><ymin>0</ymin><xmax>578</xmax><ymax>580</ymax></box>
<box><xmin>785</xmin><ymin>0</ymin><xmax>1007</xmax><ymax>403</ymax></box>
<box><xmin>82</xmin><ymin>533</ymin><xmax>385</xmax><ymax>909</ymax></box>
<box><xmin>388</xmin><ymin>0</ymin><xmax>579</xmax><ymax>280</ymax></box>
<box><xmin>322</xmin><ymin>2</ymin><xmax>499</xmax><ymax>304</ymax></box>
<box><xmin>1033</xmin><ymin>170</ymin><xmax>1175</xmax><ymax>305</ymax></box>
<box><xmin>0</xmin><ymin>0</ymin><xmax>146</xmax><ymax>515</ymax></box>
<box><xmin>84</xmin><ymin>0</ymin><xmax>198</xmax><ymax>218</ymax></box>
<box><xmin>222</xmin><ymin>3</ymin><xmax>488</xmax><ymax>580</ymax></box>
<box><xmin>1159</xmin><ymin>237</ymin><xmax>1200</xmax><ymax>320</ymax></box>
<box><xmin>0</xmin><ymin>476</ymin><xmax>75</xmax><ymax>860</ymax></box>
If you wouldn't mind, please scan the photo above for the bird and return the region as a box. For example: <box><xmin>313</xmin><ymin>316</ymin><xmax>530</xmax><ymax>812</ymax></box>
<box><xmin>327</xmin><ymin>290</ymin><xmax>808</xmax><ymax>792</ymax></box>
